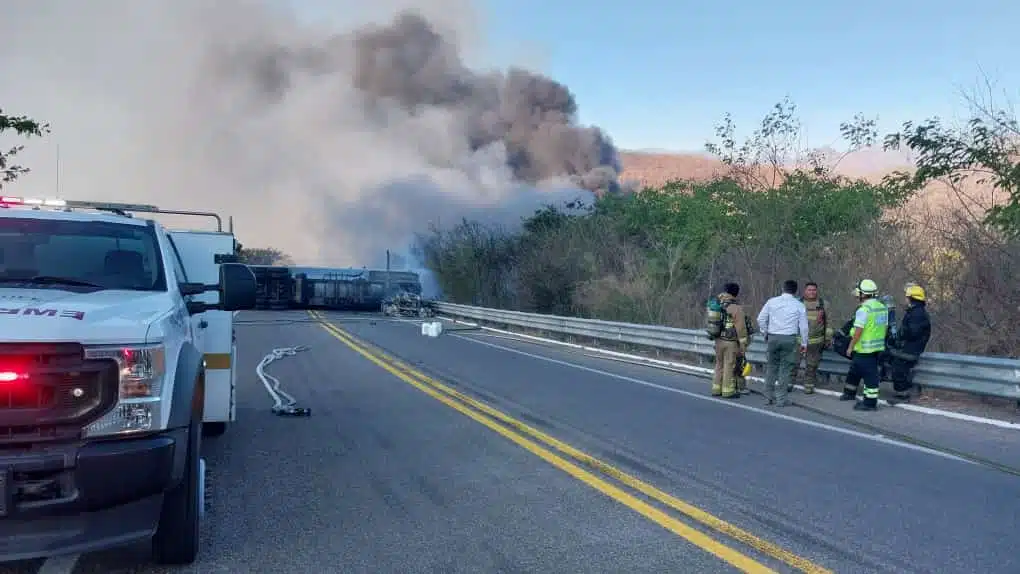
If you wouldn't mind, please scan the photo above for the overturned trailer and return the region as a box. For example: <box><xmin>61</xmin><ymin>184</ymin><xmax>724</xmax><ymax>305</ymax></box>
<box><xmin>250</xmin><ymin>265</ymin><xmax>294</xmax><ymax>310</ymax></box>
<box><xmin>289</xmin><ymin>266</ymin><xmax>423</xmax><ymax>311</ymax></box>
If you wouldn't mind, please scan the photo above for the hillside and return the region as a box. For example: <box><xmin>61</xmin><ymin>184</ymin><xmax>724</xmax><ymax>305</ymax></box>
<box><xmin>617</xmin><ymin>149</ymin><xmax>1005</xmax><ymax>212</ymax></box>
<box><xmin>617</xmin><ymin>148</ymin><xmax>913</xmax><ymax>189</ymax></box>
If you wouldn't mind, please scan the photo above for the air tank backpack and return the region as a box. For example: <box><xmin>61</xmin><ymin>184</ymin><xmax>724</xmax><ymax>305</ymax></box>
<box><xmin>705</xmin><ymin>296</ymin><xmax>729</xmax><ymax>339</ymax></box>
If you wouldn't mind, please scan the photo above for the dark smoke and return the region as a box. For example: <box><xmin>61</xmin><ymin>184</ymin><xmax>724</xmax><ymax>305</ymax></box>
<box><xmin>0</xmin><ymin>3</ymin><xmax>626</xmax><ymax>268</ymax></box>
<box><xmin>231</xmin><ymin>12</ymin><xmax>623</xmax><ymax>195</ymax></box>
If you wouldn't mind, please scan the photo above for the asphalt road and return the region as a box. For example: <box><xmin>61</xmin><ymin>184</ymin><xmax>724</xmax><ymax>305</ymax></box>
<box><xmin>328</xmin><ymin>311</ymin><xmax>1020</xmax><ymax>574</ymax></box>
<box><xmin>4</xmin><ymin>310</ymin><xmax>1018</xmax><ymax>573</ymax></box>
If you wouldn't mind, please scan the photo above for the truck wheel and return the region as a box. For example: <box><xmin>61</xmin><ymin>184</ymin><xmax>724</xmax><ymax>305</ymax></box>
<box><xmin>202</xmin><ymin>422</ymin><xmax>227</xmax><ymax>437</ymax></box>
<box><xmin>152</xmin><ymin>416</ymin><xmax>202</xmax><ymax>565</ymax></box>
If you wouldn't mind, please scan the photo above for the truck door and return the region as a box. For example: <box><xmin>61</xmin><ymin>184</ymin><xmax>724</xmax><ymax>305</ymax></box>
<box><xmin>166</xmin><ymin>230</ymin><xmax>238</xmax><ymax>425</ymax></box>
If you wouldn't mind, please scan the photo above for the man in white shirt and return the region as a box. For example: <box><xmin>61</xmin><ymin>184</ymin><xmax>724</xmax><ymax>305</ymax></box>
<box><xmin>756</xmin><ymin>280</ymin><xmax>809</xmax><ymax>406</ymax></box>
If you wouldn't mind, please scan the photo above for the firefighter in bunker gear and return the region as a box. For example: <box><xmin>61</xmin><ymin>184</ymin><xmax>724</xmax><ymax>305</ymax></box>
<box><xmin>885</xmin><ymin>283</ymin><xmax>931</xmax><ymax>404</ymax></box>
<box><xmin>839</xmin><ymin>279</ymin><xmax>889</xmax><ymax>411</ymax></box>
<box><xmin>710</xmin><ymin>283</ymin><xmax>750</xmax><ymax>399</ymax></box>
<box><xmin>796</xmin><ymin>281</ymin><xmax>828</xmax><ymax>394</ymax></box>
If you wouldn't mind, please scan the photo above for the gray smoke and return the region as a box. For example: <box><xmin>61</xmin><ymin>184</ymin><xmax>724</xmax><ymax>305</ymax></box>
<box><xmin>0</xmin><ymin>1</ymin><xmax>623</xmax><ymax>267</ymax></box>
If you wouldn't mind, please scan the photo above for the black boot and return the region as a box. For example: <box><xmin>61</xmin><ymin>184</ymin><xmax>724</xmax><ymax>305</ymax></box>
<box><xmin>854</xmin><ymin>400</ymin><xmax>877</xmax><ymax>411</ymax></box>
<box><xmin>840</xmin><ymin>385</ymin><xmax>858</xmax><ymax>400</ymax></box>
<box><xmin>887</xmin><ymin>393</ymin><xmax>910</xmax><ymax>406</ymax></box>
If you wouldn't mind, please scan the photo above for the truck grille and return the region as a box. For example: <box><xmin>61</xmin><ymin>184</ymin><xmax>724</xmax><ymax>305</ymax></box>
<box><xmin>0</xmin><ymin>343</ymin><xmax>119</xmax><ymax>445</ymax></box>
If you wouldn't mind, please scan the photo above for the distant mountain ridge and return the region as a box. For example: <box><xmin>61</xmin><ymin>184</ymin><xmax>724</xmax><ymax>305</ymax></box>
<box><xmin>617</xmin><ymin>148</ymin><xmax>914</xmax><ymax>190</ymax></box>
<box><xmin>616</xmin><ymin>148</ymin><xmax>1003</xmax><ymax>213</ymax></box>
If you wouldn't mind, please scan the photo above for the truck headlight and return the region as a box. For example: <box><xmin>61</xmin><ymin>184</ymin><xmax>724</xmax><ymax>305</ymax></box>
<box><xmin>83</xmin><ymin>344</ymin><xmax>166</xmax><ymax>437</ymax></box>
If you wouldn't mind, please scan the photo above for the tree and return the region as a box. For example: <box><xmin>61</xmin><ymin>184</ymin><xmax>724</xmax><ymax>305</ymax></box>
<box><xmin>701</xmin><ymin>99</ymin><xmax>910</xmax><ymax>293</ymax></box>
<box><xmin>881</xmin><ymin>102</ymin><xmax>1020</xmax><ymax>238</ymax></box>
<box><xmin>706</xmin><ymin>97</ymin><xmax>885</xmax><ymax>190</ymax></box>
<box><xmin>0</xmin><ymin>109</ymin><xmax>50</xmax><ymax>190</ymax></box>
<box><xmin>870</xmin><ymin>85</ymin><xmax>1020</xmax><ymax>355</ymax></box>
<box><xmin>414</xmin><ymin>219</ymin><xmax>519</xmax><ymax>307</ymax></box>
<box><xmin>236</xmin><ymin>244</ymin><xmax>293</xmax><ymax>266</ymax></box>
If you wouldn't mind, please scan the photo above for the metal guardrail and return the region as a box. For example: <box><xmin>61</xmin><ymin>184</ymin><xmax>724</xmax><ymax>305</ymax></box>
<box><xmin>434</xmin><ymin>302</ymin><xmax>1020</xmax><ymax>400</ymax></box>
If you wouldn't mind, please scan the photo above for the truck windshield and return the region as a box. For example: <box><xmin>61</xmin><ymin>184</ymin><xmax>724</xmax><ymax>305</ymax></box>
<box><xmin>0</xmin><ymin>217</ymin><xmax>167</xmax><ymax>292</ymax></box>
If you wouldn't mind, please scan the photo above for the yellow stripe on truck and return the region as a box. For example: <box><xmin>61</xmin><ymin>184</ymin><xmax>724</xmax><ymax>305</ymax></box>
<box><xmin>204</xmin><ymin>353</ymin><xmax>232</xmax><ymax>370</ymax></box>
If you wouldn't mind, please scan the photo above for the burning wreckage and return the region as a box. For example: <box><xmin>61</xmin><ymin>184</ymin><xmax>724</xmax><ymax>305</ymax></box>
<box><xmin>382</xmin><ymin>290</ymin><xmax>436</xmax><ymax>318</ymax></box>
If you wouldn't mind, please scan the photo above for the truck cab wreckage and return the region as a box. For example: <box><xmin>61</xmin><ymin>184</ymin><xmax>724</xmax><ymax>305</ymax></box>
<box><xmin>382</xmin><ymin>290</ymin><xmax>436</xmax><ymax>318</ymax></box>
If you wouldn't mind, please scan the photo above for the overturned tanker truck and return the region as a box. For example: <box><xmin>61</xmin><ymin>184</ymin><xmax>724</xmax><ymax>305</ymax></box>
<box><xmin>249</xmin><ymin>265</ymin><xmax>425</xmax><ymax>311</ymax></box>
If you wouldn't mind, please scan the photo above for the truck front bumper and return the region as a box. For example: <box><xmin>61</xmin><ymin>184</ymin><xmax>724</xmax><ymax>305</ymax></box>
<box><xmin>0</xmin><ymin>427</ymin><xmax>189</xmax><ymax>562</ymax></box>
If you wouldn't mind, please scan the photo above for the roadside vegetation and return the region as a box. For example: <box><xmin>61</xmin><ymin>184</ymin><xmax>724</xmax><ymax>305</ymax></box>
<box><xmin>6</xmin><ymin>94</ymin><xmax>1018</xmax><ymax>357</ymax></box>
<box><xmin>417</xmin><ymin>94</ymin><xmax>1020</xmax><ymax>357</ymax></box>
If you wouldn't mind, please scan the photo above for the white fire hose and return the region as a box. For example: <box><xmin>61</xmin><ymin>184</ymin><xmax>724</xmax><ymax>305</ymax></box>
<box><xmin>256</xmin><ymin>346</ymin><xmax>312</xmax><ymax>417</ymax></box>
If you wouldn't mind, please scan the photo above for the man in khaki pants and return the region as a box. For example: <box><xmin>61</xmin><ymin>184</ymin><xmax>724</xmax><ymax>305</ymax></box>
<box><xmin>796</xmin><ymin>281</ymin><xmax>829</xmax><ymax>394</ymax></box>
<box><xmin>711</xmin><ymin>283</ymin><xmax>750</xmax><ymax>399</ymax></box>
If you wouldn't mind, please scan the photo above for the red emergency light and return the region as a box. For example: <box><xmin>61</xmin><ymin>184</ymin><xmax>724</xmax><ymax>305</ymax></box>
<box><xmin>0</xmin><ymin>371</ymin><xmax>28</xmax><ymax>383</ymax></box>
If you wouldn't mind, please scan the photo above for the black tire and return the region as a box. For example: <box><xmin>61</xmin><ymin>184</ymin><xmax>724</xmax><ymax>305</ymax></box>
<box><xmin>152</xmin><ymin>416</ymin><xmax>202</xmax><ymax>565</ymax></box>
<box><xmin>202</xmin><ymin>422</ymin><xmax>227</xmax><ymax>437</ymax></box>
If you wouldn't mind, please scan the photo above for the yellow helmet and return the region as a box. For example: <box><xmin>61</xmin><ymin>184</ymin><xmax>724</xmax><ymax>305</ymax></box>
<box><xmin>905</xmin><ymin>283</ymin><xmax>926</xmax><ymax>301</ymax></box>
<box><xmin>853</xmin><ymin>279</ymin><xmax>878</xmax><ymax>297</ymax></box>
<box><xmin>742</xmin><ymin>361</ymin><xmax>752</xmax><ymax>377</ymax></box>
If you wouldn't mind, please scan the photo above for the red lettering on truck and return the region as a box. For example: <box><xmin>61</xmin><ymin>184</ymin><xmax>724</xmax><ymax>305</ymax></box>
<box><xmin>0</xmin><ymin>308</ymin><xmax>86</xmax><ymax>320</ymax></box>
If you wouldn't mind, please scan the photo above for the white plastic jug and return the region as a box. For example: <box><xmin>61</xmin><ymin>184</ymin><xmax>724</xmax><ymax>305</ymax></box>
<box><xmin>420</xmin><ymin>321</ymin><xmax>444</xmax><ymax>338</ymax></box>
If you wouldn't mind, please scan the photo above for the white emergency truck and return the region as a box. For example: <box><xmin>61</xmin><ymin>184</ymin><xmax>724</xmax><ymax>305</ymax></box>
<box><xmin>0</xmin><ymin>195</ymin><xmax>257</xmax><ymax>565</ymax></box>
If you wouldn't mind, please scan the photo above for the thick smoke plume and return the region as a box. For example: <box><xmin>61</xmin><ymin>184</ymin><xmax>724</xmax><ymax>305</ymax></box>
<box><xmin>0</xmin><ymin>1</ymin><xmax>624</xmax><ymax>269</ymax></box>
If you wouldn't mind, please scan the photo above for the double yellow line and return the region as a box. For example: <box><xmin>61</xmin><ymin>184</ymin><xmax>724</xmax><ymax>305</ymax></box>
<box><xmin>310</xmin><ymin>311</ymin><xmax>832</xmax><ymax>574</ymax></box>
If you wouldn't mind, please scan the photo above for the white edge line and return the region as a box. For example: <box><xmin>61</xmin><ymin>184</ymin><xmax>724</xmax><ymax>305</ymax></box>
<box><xmin>447</xmin><ymin>331</ymin><xmax>973</xmax><ymax>465</ymax></box>
<box><xmin>38</xmin><ymin>554</ymin><xmax>80</xmax><ymax>574</ymax></box>
<box><xmin>440</xmin><ymin>317</ymin><xmax>1020</xmax><ymax>432</ymax></box>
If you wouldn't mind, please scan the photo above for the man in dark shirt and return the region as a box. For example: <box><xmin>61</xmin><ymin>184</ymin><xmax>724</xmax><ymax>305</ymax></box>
<box><xmin>885</xmin><ymin>283</ymin><xmax>932</xmax><ymax>404</ymax></box>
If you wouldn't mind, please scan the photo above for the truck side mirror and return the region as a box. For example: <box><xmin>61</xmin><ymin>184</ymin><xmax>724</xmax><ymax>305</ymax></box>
<box><xmin>179</xmin><ymin>282</ymin><xmax>207</xmax><ymax>296</ymax></box>
<box><xmin>219</xmin><ymin>263</ymin><xmax>257</xmax><ymax>311</ymax></box>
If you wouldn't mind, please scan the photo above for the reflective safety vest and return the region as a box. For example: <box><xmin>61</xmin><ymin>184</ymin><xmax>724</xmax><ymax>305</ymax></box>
<box><xmin>854</xmin><ymin>298</ymin><xmax>889</xmax><ymax>354</ymax></box>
